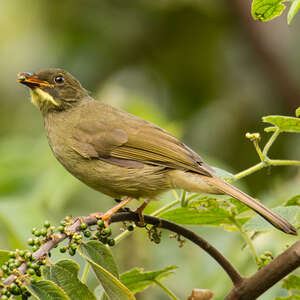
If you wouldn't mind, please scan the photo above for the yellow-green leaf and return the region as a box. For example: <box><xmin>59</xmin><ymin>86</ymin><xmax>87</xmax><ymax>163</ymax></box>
<box><xmin>296</xmin><ymin>107</ymin><xmax>300</xmax><ymax>117</ymax></box>
<box><xmin>282</xmin><ymin>274</ymin><xmax>300</xmax><ymax>290</ymax></box>
<box><xmin>252</xmin><ymin>0</ymin><xmax>286</xmax><ymax>22</ymax></box>
<box><xmin>262</xmin><ymin>115</ymin><xmax>300</xmax><ymax>133</ymax></box>
<box><xmin>43</xmin><ymin>260</ymin><xmax>96</xmax><ymax>300</ymax></box>
<box><xmin>79</xmin><ymin>241</ymin><xmax>135</xmax><ymax>300</ymax></box>
<box><xmin>26</xmin><ymin>280</ymin><xmax>70</xmax><ymax>300</ymax></box>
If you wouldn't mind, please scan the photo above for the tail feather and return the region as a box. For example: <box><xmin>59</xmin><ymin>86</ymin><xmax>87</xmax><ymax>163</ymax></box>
<box><xmin>204</xmin><ymin>176</ymin><xmax>297</xmax><ymax>236</ymax></box>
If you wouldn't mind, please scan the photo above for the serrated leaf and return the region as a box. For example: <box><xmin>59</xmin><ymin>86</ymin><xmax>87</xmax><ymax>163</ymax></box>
<box><xmin>120</xmin><ymin>266</ymin><xmax>178</xmax><ymax>294</ymax></box>
<box><xmin>288</xmin><ymin>0</ymin><xmax>300</xmax><ymax>24</ymax></box>
<box><xmin>26</xmin><ymin>280</ymin><xmax>70</xmax><ymax>300</ymax></box>
<box><xmin>262</xmin><ymin>115</ymin><xmax>300</xmax><ymax>133</ymax></box>
<box><xmin>79</xmin><ymin>241</ymin><xmax>135</xmax><ymax>300</ymax></box>
<box><xmin>285</xmin><ymin>195</ymin><xmax>300</xmax><ymax>206</ymax></box>
<box><xmin>243</xmin><ymin>206</ymin><xmax>300</xmax><ymax>232</ymax></box>
<box><xmin>251</xmin><ymin>0</ymin><xmax>286</xmax><ymax>22</ymax></box>
<box><xmin>296</xmin><ymin>107</ymin><xmax>300</xmax><ymax>117</ymax></box>
<box><xmin>282</xmin><ymin>274</ymin><xmax>300</xmax><ymax>290</ymax></box>
<box><xmin>0</xmin><ymin>250</ymin><xmax>10</xmax><ymax>266</ymax></box>
<box><xmin>160</xmin><ymin>195</ymin><xmax>250</xmax><ymax>227</ymax></box>
<box><xmin>43</xmin><ymin>260</ymin><xmax>96</xmax><ymax>300</ymax></box>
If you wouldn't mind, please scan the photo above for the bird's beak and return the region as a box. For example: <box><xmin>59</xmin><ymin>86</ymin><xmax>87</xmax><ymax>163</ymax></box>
<box><xmin>17</xmin><ymin>72</ymin><xmax>54</xmax><ymax>89</ymax></box>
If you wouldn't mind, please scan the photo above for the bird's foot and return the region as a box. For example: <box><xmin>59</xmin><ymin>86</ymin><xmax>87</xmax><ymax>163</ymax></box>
<box><xmin>90</xmin><ymin>196</ymin><xmax>133</xmax><ymax>227</ymax></box>
<box><xmin>134</xmin><ymin>200</ymin><xmax>150</xmax><ymax>227</ymax></box>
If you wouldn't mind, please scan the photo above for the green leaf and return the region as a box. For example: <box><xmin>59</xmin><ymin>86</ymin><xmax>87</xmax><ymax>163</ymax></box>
<box><xmin>243</xmin><ymin>206</ymin><xmax>300</xmax><ymax>232</ymax></box>
<box><xmin>0</xmin><ymin>250</ymin><xmax>10</xmax><ymax>266</ymax></box>
<box><xmin>26</xmin><ymin>280</ymin><xmax>70</xmax><ymax>300</ymax></box>
<box><xmin>285</xmin><ymin>195</ymin><xmax>300</xmax><ymax>206</ymax></box>
<box><xmin>251</xmin><ymin>0</ymin><xmax>286</xmax><ymax>22</ymax></box>
<box><xmin>296</xmin><ymin>107</ymin><xmax>300</xmax><ymax>117</ymax></box>
<box><xmin>262</xmin><ymin>115</ymin><xmax>300</xmax><ymax>133</ymax></box>
<box><xmin>288</xmin><ymin>0</ymin><xmax>300</xmax><ymax>24</ymax></box>
<box><xmin>282</xmin><ymin>274</ymin><xmax>300</xmax><ymax>290</ymax></box>
<box><xmin>160</xmin><ymin>196</ymin><xmax>249</xmax><ymax>228</ymax></box>
<box><xmin>43</xmin><ymin>259</ymin><xmax>96</xmax><ymax>300</ymax></box>
<box><xmin>79</xmin><ymin>241</ymin><xmax>135</xmax><ymax>300</ymax></box>
<box><xmin>120</xmin><ymin>266</ymin><xmax>178</xmax><ymax>294</ymax></box>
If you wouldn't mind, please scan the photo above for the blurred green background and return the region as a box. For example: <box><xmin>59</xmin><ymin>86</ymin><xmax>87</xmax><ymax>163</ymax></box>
<box><xmin>0</xmin><ymin>0</ymin><xmax>299</xmax><ymax>299</ymax></box>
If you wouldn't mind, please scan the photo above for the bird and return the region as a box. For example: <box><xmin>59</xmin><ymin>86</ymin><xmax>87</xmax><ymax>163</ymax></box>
<box><xmin>17</xmin><ymin>68</ymin><xmax>297</xmax><ymax>235</ymax></box>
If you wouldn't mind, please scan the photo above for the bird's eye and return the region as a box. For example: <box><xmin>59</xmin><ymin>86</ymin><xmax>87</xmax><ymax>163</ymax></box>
<box><xmin>54</xmin><ymin>75</ymin><xmax>65</xmax><ymax>84</ymax></box>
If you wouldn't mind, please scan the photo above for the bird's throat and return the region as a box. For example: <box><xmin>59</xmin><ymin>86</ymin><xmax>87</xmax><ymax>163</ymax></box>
<box><xmin>30</xmin><ymin>88</ymin><xmax>59</xmax><ymax>109</ymax></box>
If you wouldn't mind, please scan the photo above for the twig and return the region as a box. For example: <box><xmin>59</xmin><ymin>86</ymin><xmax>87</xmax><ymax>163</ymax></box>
<box><xmin>224</xmin><ymin>239</ymin><xmax>300</xmax><ymax>300</ymax></box>
<box><xmin>2</xmin><ymin>212</ymin><xmax>242</xmax><ymax>287</ymax></box>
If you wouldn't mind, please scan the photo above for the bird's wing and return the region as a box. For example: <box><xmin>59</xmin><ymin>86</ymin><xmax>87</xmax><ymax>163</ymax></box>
<box><xmin>71</xmin><ymin>104</ymin><xmax>214</xmax><ymax>176</ymax></box>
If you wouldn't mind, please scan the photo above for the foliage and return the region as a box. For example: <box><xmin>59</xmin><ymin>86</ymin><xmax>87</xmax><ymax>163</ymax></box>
<box><xmin>251</xmin><ymin>0</ymin><xmax>300</xmax><ymax>24</ymax></box>
<box><xmin>0</xmin><ymin>109</ymin><xmax>299</xmax><ymax>299</ymax></box>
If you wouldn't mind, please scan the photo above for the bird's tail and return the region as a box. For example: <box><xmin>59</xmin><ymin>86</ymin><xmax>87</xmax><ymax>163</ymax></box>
<box><xmin>203</xmin><ymin>176</ymin><xmax>297</xmax><ymax>236</ymax></box>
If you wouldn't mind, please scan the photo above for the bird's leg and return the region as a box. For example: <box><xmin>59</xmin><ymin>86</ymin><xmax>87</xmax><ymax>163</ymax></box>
<box><xmin>135</xmin><ymin>199</ymin><xmax>150</xmax><ymax>227</ymax></box>
<box><xmin>90</xmin><ymin>196</ymin><xmax>133</xmax><ymax>226</ymax></box>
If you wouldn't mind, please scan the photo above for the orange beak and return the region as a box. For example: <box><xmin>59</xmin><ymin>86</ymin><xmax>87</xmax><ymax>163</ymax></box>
<box><xmin>17</xmin><ymin>72</ymin><xmax>54</xmax><ymax>88</ymax></box>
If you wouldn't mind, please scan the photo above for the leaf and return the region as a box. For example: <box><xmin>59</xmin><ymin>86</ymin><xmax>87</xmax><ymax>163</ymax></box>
<box><xmin>0</xmin><ymin>250</ymin><xmax>10</xmax><ymax>266</ymax></box>
<box><xmin>26</xmin><ymin>280</ymin><xmax>70</xmax><ymax>300</ymax></box>
<box><xmin>43</xmin><ymin>259</ymin><xmax>96</xmax><ymax>300</ymax></box>
<box><xmin>160</xmin><ymin>196</ymin><xmax>250</xmax><ymax>227</ymax></box>
<box><xmin>288</xmin><ymin>0</ymin><xmax>300</xmax><ymax>24</ymax></box>
<box><xmin>296</xmin><ymin>107</ymin><xmax>300</xmax><ymax>117</ymax></box>
<box><xmin>243</xmin><ymin>206</ymin><xmax>300</xmax><ymax>232</ymax></box>
<box><xmin>282</xmin><ymin>274</ymin><xmax>300</xmax><ymax>290</ymax></box>
<box><xmin>251</xmin><ymin>0</ymin><xmax>286</xmax><ymax>22</ymax></box>
<box><xmin>285</xmin><ymin>195</ymin><xmax>300</xmax><ymax>206</ymax></box>
<box><xmin>79</xmin><ymin>241</ymin><xmax>135</xmax><ymax>300</ymax></box>
<box><xmin>262</xmin><ymin>115</ymin><xmax>300</xmax><ymax>133</ymax></box>
<box><xmin>120</xmin><ymin>266</ymin><xmax>178</xmax><ymax>294</ymax></box>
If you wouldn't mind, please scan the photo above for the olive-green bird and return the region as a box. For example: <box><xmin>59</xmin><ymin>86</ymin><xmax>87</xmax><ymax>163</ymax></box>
<box><xmin>17</xmin><ymin>69</ymin><xmax>297</xmax><ymax>235</ymax></box>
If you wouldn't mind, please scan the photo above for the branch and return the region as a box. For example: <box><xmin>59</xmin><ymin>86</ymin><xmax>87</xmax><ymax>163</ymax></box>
<box><xmin>2</xmin><ymin>212</ymin><xmax>242</xmax><ymax>288</ymax></box>
<box><xmin>225</xmin><ymin>239</ymin><xmax>300</xmax><ymax>300</ymax></box>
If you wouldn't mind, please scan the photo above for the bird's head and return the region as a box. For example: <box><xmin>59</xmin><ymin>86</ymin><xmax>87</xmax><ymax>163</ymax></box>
<box><xmin>17</xmin><ymin>68</ymin><xmax>88</xmax><ymax>113</ymax></box>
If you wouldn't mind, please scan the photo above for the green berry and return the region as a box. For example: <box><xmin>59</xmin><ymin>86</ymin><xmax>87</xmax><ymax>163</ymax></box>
<box><xmin>97</xmin><ymin>219</ymin><xmax>104</xmax><ymax>228</ymax></box>
<box><xmin>60</xmin><ymin>247</ymin><xmax>67</xmax><ymax>253</ymax></box>
<box><xmin>8</xmin><ymin>251</ymin><xmax>16</xmax><ymax>258</ymax></box>
<box><xmin>32</xmin><ymin>245</ymin><xmax>39</xmax><ymax>252</ymax></box>
<box><xmin>44</xmin><ymin>220</ymin><xmax>50</xmax><ymax>228</ymax></box>
<box><xmin>27</xmin><ymin>262</ymin><xmax>32</xmax><ymax>268</ymax></box>
<box><xmin>32</xmin><ymin>264</ymin><xmax>40</xmax><ymax>271</ymax></box>
<box><xmin>34</xmin><ymin>230</ymin><xmax>41</xmax><ymax>237</ymax></box>
<box><xmin>102</xmin><ymin>227</ymin><xmax>111</xmax><ymax>236</ymax></box>
<box><xmin>70</xmin><ymin>243</ymin><xmax>77</xmax><ymax>250</ymax></box>
<box><xmin>1</xmin><ymin>288</ymin><xmax>8</xmax><ymax>295</ymax></box>
<box><xmin>108</xmin><ymin>239</ymin><xmax>115</xmax><ymax>247</ymax></box>
<box><xmin>1</xmin><ymin>295</ymin><xmax>8</xmax><ymax>300</ymax></box>
<box><xmin>57</xmin><ymin>226</ymin><xmax>65</xmax><ymax>233</ymax></box>
<box><xmin>99</xmin><ymin>237</ymin><xmax>108</xmax><ymax>244</ymax></box>
<box><xmin>84</xmin><ymin>231</ymin><xmax>91</xmax><ymax>237</ymax></box>
<box><xmin>31</xmin><ymin>227</ymin><xmax>37</xmax><ymax>234</ymax></box>
<box><xmin>69</xmin><ymin>248</ymin><xmax>76</xmax><ymax>256</ymax></box>
<box><xmin>19</xmin><ymin>250</ymin><xmax>26</xmax><ymax>257</ymax></box>
<box><xmin>30</xmin><ymin>277</ymin><xmax>37</xmax><ymax>284</ymax></box>
<box><xmin>80</xmin><ymin>222</ymin><xmax>88</xmax><ymax>230</ymax></box>
<box><xmin>40</xmin><ymin>228</ymin><xmax>47</xmax><ymax>236</ymax></box>
<box><xmin>127</xmin><ymin>225</ymin><xmax>134</xmax><ymax>231</ymax></box>
<box><xmin>27</xmin><ymin>268</ymin><xmax>35</xmax><ymax>275</ymax></box>
<box><xmin>28</xmin><ymin>238</ymin><xmax>35</xmax><ymax>246</ymax></box>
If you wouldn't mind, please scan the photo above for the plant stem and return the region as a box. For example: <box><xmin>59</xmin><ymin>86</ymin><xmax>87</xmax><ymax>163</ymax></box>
<box><xmin>262</xmin><ymin>128</ymin><xmax>280</xmax><ymax>157</ymax></box>
<box><xmin>232</xmin><ymin>218</ymin><xmax>261</xmax><ymax>265</ymax></box>
<box><xmin>231</xmin><ymin>162</ymin><xmax>264</xmax><ymax>182</ymax></box>
<box><xmin>153</xmin><ymin>279</ymin><xmax>180</xmax><ymax>300</ymax></box>
<box><xmin>114</xmin><ymin>199</ymin><xmax>180</xmax><ymax>244</ymax></box>
<box><xmin>81</xmin><ymin>262</ymin><xmax>90</xmax><ymax>283</ymax></box>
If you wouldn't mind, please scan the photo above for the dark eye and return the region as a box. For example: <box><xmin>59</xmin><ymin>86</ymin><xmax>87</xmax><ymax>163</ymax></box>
<box><xmin>54</xmin><ymin>75</ymin><xmax>64</xmax><ymax>84</ymax></box>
